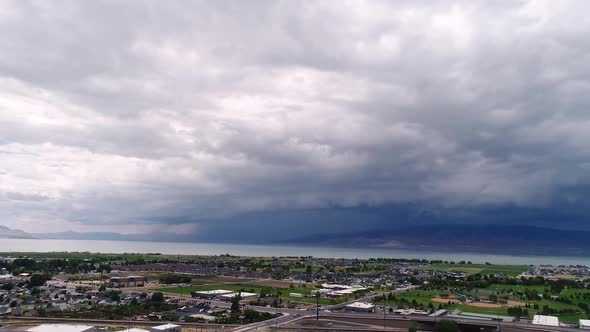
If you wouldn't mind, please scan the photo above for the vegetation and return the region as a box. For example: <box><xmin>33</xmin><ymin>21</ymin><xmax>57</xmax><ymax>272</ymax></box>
<box><xmin>419</xmin><ymin>263</ymin><xmax>529</xmax><ymax>277</ymax></box>
<box><xmin>377</xmin><ymin>274</ymin><xmax>590</xmax><ymax>323</ymax></box>
<box><xmin>158</xmin><ymin>274</ymin><xmax>192</xmax><ymax>284</ymax></box>
<box><xmin>436</xmin><ymin>319</ymin><xmax>459</xmax><ymax>332</ymax></box>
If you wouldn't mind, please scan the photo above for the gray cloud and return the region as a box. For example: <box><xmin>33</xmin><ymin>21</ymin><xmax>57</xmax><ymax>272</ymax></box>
<box><xmin>1</xmin><ymin>0</ymin><xmax>590</xmax><ymax>233</ymax></box>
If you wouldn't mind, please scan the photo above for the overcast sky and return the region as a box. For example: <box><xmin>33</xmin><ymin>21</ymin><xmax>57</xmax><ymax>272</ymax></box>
<box><xmin>2</xmin><ymin>1</ymin><xmax>590</xmax><ymax>235</ymax></box>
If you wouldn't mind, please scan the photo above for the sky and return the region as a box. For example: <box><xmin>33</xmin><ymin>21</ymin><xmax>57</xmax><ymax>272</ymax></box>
<box><xmin>1</xmin><ymin>1</ymin><xmax>590</xmax><ymax>236</ymax></box>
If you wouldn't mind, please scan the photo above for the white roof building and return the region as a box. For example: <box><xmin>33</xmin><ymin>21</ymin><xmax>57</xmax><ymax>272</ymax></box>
<box><xmin>121</xmin><ymin>329</ymin><xmax>150</xmax><ymax>332</ymax></box>
<box><xmin>150</xmin><ymin>323</ymin><xmax>181</xmax><ymax>332</ymax></box>
<box><xmin>27</xmin><ymin>324</ymin><xmax>96</xmax><ymax>332</ymax></box>
<box><xmin>532</xmin><ymin>315</ymin><xmax>559</xmax><ymax>326</ymax></box>
<box><xmin>220</xmin><ymin>291</ymin><xmax>258</xmax><ymax>299</ymax></box>
<box><xmin>344</xmin><ymin>302</ymin><xmax>375</xmax><ymax>311</ymax></box>
<box><xmin>193</xmin><ymin>289</ymin><xmax>233</xmax><ymax>296</ymax></box>
<box><xmin>321</xmin><ymin>283</ymin><xmax>352</xmax><ymax>289</ymax></box>
<box><xmin>580</xmin><ymin>319</ymin><xmax>590</xmax><ymax>329</ymax></box>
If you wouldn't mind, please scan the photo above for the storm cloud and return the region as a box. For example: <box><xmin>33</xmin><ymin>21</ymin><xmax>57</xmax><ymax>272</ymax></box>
<box><xmin>1</xmin><ymin>0</ymin><xmax>590</xmax><ymax>234</ymax></box>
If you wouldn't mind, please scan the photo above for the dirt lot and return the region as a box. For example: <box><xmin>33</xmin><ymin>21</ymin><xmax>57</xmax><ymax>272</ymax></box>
<box><xmin>507</xmin><ymin>300</ymin><xmax>527</xmax><ymax>306</ymax></box>
<box><xmin>432</xmin><ymin>296</ymin><xmax>460</xmax><ymax>304</ymax></box>
<box><xmin>465</xmin><ymin>302</ymin><xmax>503</xmax><ymax>308</ymax></box>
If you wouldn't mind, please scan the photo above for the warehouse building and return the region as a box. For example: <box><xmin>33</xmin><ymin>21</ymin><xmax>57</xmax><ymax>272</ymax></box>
<box><xmin>27</xmin><ymin>324</ymin><xmax>96</xmax><ymax>332</ymax></box>
<box><xmin>150</xmin><ymin>323</ymin><xmax>181</xmax><ymax>332</ymax></box>
<box><xmin>220</xmin><ymin>291</ymin><xmax>258</xmax><ymax>301</ymax></box>
<box><xmin>533</xmin><ymin>315</ymin><xmax>559</xmax><ymax>326</ymax></box>
<box><xmin>344</xmin><ymin>302</ymin><xmax>375</xmax><ymax>312</ymax></box>
<box><xmin>192</xmin><ymin>289</ymin><xmax>234</xmax><ymax>298</ymax></box>
<box><xmin>108</xmin><ymin>275</ymin><xmax>146</xmax><ymax>288</ymax></box>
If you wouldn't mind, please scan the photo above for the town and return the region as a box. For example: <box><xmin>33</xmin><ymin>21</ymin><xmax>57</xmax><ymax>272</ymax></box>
<box><xmin>1</xmin><ymin>252</ymin><xmax>590</xmax><ymax>331</ymax></box>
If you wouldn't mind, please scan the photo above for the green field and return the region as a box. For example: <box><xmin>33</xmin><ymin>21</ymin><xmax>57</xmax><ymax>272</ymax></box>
<box><xmin>376</xmin><ymin>289</ymin><xmax>590</xmax><ymax>323</ymax></box>
<box><xmin>418</xmin><ymin>263</ymin><xmax>529</xmax><ymax>276</ymax></box>
<box><xmin>485</xmin><ymin>284</ymin><xmax>546</xmax><ymax>293</ymax></box>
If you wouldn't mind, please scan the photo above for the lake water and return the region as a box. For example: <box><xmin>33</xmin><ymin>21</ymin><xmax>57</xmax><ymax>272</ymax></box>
<box><xmin>0</xmin><ymin>238</ymin><xmax>589</xmax><ymax>266</ymax></box>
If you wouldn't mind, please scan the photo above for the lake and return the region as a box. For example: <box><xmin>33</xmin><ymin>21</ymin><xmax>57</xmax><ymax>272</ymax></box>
<box><xmin>0</xmin><ymin>238</ymin><xmax>589</xmax><ymax>266</ymax></box>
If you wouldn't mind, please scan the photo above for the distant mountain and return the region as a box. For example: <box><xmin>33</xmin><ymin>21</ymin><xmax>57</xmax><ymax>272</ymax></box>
<box><xmin>287</xmin><ymin>224</ymin><xmax>590</xmax><ymax>256</ymax></box>
<box><xmin>0</xmin><ymin>225</ymin><xmax>36</xmax><ymax>239</ymax></box>
<box><xmin>36</xmin><ymin>231</ymin><xmax>197</xmax><ymax>242</ymax></box>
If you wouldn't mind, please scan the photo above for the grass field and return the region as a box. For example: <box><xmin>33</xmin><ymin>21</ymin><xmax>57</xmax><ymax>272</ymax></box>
<box><xmin>418</xmin><ymin>263</ymin><xmax>529</xmax><ymax>276</ymax></box>
<box><xmin>376</xmin><ymin>289</ymin><xmax>589</xmax><ymax>322</ymax></box>
<box><xmin>485</xmin><ymin>284</ymin><xmax>546</xmax><ymax>293</ymax></box>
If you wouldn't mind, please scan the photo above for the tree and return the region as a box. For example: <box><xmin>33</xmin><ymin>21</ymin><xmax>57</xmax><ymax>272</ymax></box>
<box><xmin>230</xmin><ymin>294</ymin><xmax>242</xmax><ymax>312</ymax></box>
<box><xmin>29</xmin><ymin>274</ymin><xmax>50</xmax><ymax>287</ymax></box>
<box><xmin>436</xmin><ymin>319</ymin><xmax>459</xmax><ymax>332</ymax></box>
<box><xmin>151</xmin><ymin>292</ymin><xmax>164</xmax><ymax>303</ymax></box>
<box><xmin>409</xmin><ymin>327</ymin><xmax>417</xmax><ymax>332</ymax></box>
<box><xmin>0</xmin><ymin>283</ymin><xmax>13</xmax><ymax>291</ymax></box>
<box><xmin>110</xmin><ymin>291</ymin><xmax>121</xmax><ymax>302</ymax></box>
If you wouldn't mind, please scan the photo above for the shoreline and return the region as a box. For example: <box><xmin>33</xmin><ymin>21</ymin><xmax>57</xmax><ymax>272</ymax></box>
<box><xmin>1</xmin><ymin>238</ymin><xmax>590</xmax><ymax>266</ymax></box>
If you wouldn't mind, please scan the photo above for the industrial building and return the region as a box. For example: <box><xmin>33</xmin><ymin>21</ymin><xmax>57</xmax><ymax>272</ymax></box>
<box><xmin>344</xmin><ymin>302</ymin><xmax>375</xmax><ymax>312</ymax></box>
<box><xmin>532</xmin><ymin>315</ymin><xmax>559</xmax><ymax>326</ymax></box>
<box><xmin>192</xmin><ymin>289</ymin><xmax>234</xmax><ymax>298</ymax></box>
<box><xmin>150</xmin><ymin>323</ymin><xmax>181</xmax><ymax>332</ymax></box>
<box><xmin>580</xmin><ymin>319</ymin><xmax>590</xmax><ymax>329</ymax></box>
<box><xmin>27</xmin><ymin>324</ymin><xmax>96</xmax><ymax>332</ymax></box>
<box><xmin>220</xmin><ymin>291</ymin><xmax>258</xmax><ymax>301</ymax></box>
<box><xmin>108</xmin><ymin>275</ymin><xmax>146</xmax><ymax>288</ymax></box>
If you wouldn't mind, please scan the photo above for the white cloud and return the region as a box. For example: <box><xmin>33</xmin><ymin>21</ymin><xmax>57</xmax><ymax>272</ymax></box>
<box><xmin>1</xmin><ymin>0</ymin><xmax>590</xmax><ymax>233</ymax></box>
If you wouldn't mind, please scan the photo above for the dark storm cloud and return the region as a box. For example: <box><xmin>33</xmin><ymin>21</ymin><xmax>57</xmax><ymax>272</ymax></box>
<box><xmin>1</xmin><ymin>0</ymin><xmax>590</xmax><ymax>233</ymax></box>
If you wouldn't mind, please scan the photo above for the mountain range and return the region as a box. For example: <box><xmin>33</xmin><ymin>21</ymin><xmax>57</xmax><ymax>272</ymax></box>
<box><xmin>1</xmin><ymin>222</ymin><xmax>588</xmax><ymax>257</ymax></box>
<box><xmin>286</xmin><ymin>224</ymin><xmax>590</xmax><ymax>256</ymax></box>
<box><xmin>0</xmin><ymin>225</ymin><xmax>36</xmax><ymax>239</ymax></box>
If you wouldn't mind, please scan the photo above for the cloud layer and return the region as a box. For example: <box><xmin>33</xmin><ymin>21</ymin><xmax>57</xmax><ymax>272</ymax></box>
<box><xmin>2</xmin><ymin>1</ymin><xmax>590</xmax><ymax>233</ymax></box>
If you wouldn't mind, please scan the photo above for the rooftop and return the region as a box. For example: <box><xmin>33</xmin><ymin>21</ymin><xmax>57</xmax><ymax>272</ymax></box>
<box><xmin>194</xmin><ymin>289</ymin><xmax>233</xmax><ymax>295</ymax></box>
<box><xmin>345</xmin><ymin>302</ymin><xmax>375</xmax><ymax>309</ymax></box>
<box><xmin>27</xmin><ymin>324</ymin><xmax>95</xmax><ymax>332</ymax></box>
<box><xmin>533</xmin><ymin>315</ymin><xmax>559</xmax><ymax>326</ymax></box>
<box><xmin>151</xmin><ymin>323</ymin><xmax>180</xmax><ymax>330</ymax></box>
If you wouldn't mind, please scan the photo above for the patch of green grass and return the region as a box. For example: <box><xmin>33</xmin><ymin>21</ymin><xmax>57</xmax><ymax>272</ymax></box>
<box><xmin>486</xmin><ymin>284</ymin><xmax>546</xmax><ymax>293</ymax></box>
<box><xmin>558</xmin><ymin>313</ymin><xmax>589</xmax><ymax>323</ymax></box>
<box><xmin>377</xmin><ymin>288</ymin><xmax>588</xmax><ymax>321</ymax></box>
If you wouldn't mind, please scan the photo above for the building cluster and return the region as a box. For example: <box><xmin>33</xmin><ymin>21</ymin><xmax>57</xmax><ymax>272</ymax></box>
<box><xmin>0</xmin><ymin>275</ymin><xmax>150</xmax><ymax>317</ymax></box>
<box><xmin>23</xmin><ymin>323</ymin><xmax>180</xmax><ymax>332</ymax></box>
<box><xmin>108</xmin><ymin>276</ymin><xmax>147</xmax><ymax>288</ymax></box>
<box><xmin>527</xmin><ymin>265</ymin><xmax>590</xmax><ymax>279</ymax></box>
